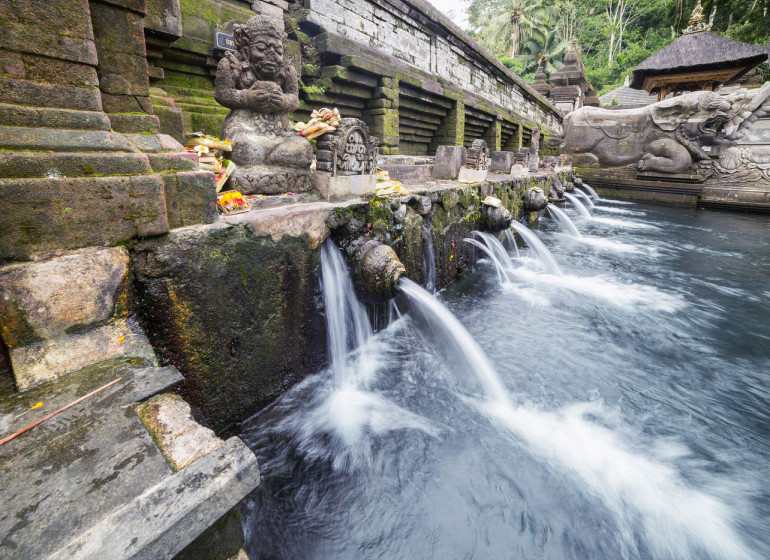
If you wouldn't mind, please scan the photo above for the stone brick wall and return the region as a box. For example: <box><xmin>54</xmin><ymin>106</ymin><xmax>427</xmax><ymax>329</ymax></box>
<box><xmin>299</xmin><ymin>0</ymin><xmax>562</xmax><ymax>135</ymax></box>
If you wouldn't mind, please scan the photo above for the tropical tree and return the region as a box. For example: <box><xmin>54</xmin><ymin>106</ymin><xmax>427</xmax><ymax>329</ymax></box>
<box><xmin>518</xmin><ymin>25</ymin><xmax>572</xmax><ymax>74</ymax></box>
<box><xmin>474</xmin><ymin>0</ymin><xmax>557</xmax><ymax>57</ymax></box>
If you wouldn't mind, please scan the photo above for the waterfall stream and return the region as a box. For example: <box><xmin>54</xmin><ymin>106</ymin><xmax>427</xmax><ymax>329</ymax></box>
<box><xmin>509</xmin><ymin>222</ymin><xmax>562</xmax><ymax>275</ymax></box>
<box><xmin>546</xmin><ymin>204</ymin><xmax>582</xmax><ymax>237</ymax></box>
<box><xmin>422</xmin><ymin>225</ymin><xmax>437</xmax><ymax>293</ymax></box>
<box><xmin>574</xmin><ymin>188</ymin><xmax>596</xmax><ymax>208</ymax></box>
<box><xmin>564</xmin><ymin>192</ymin><xmax>592</xmax><ymax>217</ymax></box>
<box><xmin>580</xmin><ymin>182</ymin><xmax>600</xmax><ymax>199</ymax></box>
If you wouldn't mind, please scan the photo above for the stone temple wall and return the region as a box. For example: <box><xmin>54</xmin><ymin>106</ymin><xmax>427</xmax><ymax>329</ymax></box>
<box><xmin>142</xmin><ymin>0</ymin><xmax>562</xmax><ymax>155</ymax></box>
<box><xmin>299</xmin><ymin>0</ymin><xmax>562</xmax><ymax>153</ymax></box>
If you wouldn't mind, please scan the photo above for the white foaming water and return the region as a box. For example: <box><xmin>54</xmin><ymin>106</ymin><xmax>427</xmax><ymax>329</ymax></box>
<box><xmin>509</xmin><ymin>264</ymin><xmax>686</xmax><ymax>312</ymax></box>
<box><xmin>595</xmin><ymin>205</ymin><xmax>645</xmax><ymax>215</ymax></box>
<box><xmin>573</xmin><ymin>235</ymin><xmax>647</xmax><ymax>254</ymax></box>
<box><xmin>509</xmin><ymin>223</ymin><xmax>562</xmax><ymax>275</ymax></box>
<box><xmin>573</xmin><ymin>189</ymin><xmax>596</xmax><ymax>208</ymax></box>
<box><xmin>484</xmin><ymin>399</ymin><xmax>753</xmax><ymax>560</ymax></box>
<box><xmin>321</xmin><ymin>240</ymin><xmax>371</xmax><ymax>383</ymax></box>
<box><xmin>564</xmin><ymin>192</ymin><xmax>592</xmax><ymax>217</ymax></box>
<box><xmin>422</xmin><ymin>225</ymin><xmax>437</xmax><ymax>293</ymax></box>
<box><xmin>589</xmin><ymin>216</ymin><xmax>660</xmax><ymax>230</ymax></box>
<box><xmin>546</xmin><ymin>204</ymin><xmax>582</xmax><ymax>237</ymax></box>
<box><xmin>601</xmin><ymin>198</ymin><xmax>637</xmax><ymax>205</ymax></box>
<box><xmin>464</xmin><ymin>237</ymin><xmax>511</xmax><ymax>284</ymax></box>
<box><xmin>302</xmin><ymin>241</ymin><xmax>436</xmax><ymax>470</ymax></box>
<box><xmin>399</xmin><ymin>273</ymin><xmax>749</xmax><ymax>560</ymax></box>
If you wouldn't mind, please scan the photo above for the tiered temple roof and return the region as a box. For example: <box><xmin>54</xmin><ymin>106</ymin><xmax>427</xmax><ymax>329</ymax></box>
<box><xmin>630</xmin><ymin>1</ymin><xmax>766</xmax><ymax>99</ymax></box>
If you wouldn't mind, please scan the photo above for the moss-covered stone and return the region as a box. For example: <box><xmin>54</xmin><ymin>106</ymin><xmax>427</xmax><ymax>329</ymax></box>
<box><xmin>133</xmin><ymin>224</ymin><xmax>326</xmax><ymax>431</ymax></box>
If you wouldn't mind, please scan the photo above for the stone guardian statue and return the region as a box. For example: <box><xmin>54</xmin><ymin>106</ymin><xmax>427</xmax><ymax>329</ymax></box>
<box><xmin>215</xmin><ymin>16</ymin><xmax>313</xmax><ymax>194</ymax></box>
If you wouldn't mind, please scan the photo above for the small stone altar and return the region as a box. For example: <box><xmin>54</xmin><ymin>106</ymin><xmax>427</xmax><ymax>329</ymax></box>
<box><xmin>314</xmin><ymin>118</ymin><xmax>379</xmax><ymax>200</ymax></box>
<box><xmin>215</xmin><ymin>16</ymin><xmax>313</xmax><ymax>195</ymax></box>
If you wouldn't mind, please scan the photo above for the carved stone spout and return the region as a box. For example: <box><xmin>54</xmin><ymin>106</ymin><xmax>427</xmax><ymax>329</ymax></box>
<box><xmin>352</xmin><ymin>240</ymin><xmax>406</xmax><ymax>301</ymax></box>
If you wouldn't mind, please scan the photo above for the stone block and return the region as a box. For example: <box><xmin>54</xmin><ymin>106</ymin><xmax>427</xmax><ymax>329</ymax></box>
<box><xmin>457</xmin><ymin>166</ymin><xmax>488</xmax><ymax>183</ymax></box>
<box><xmin>253</xmin><ymin>0</ymin><xmax>284</xmax><ymax>23</ymax></box>
<box><xmin>0</xmin><ymin>152</ymin><xmax>151</xmax><ymax>178</ymax></box>
<box><xmin>0</xmin><ymin>104</ymin><xmax>110</xmax><ymax>130</ymax></box>
<box><xmin>48</xmin><ymin>437</ymin><xmax>260</xmax><ymax>560</ymax></box>
<box><xmin>0</xmin><ymin>246</ymin><xmax>130</xmax><ymax>348</ymax></box>
<box><xmin>10</xmin><ymin>318</ymin><xmax>156</xmax><ymax>389</ymax></box>
<box><xmin>101</xmin><ymin>92</ymin><xmax>153</xmax><ymax>114</ymax></box>
<box><xmin>0</xmin><ymin>174</ymin><xmax>168</xmax><ymax>262</ymax></box>
<box><xmin>432</xmin><ymin>145</ymin><xmax>466</xmax><ymax>179</ymax></box>
<box><xmin>313</xmin><ymin>172</ymin><xmax>377</xmax><ymax>201</ymax></box>
<box><xmin>148</xmin><ymin>152</ymin><xmax>199</xmax><ymax>173</ymax></box>
<box><xmin>0</xmin><ymin>75</ymin><xmax>102</xmax><ymax>111</ymax></box>
<box><xmin>109</xmin><ymin>113</ymin><xmax>160</xmax><ymax>134</ymax></box>
<box><xmin>489</xmin><ymin>151</ymin><xmax>516</xmax><ymax>173</ymax></box>
<box><xmin>137</xmin><ymin>394</ymin><xmax>223</xmax><ymax>471</ymax></box>
<box><xmin>177</xmin><ymin>170</ymin><xmax>218</xmax><ymax>226</ymax></box>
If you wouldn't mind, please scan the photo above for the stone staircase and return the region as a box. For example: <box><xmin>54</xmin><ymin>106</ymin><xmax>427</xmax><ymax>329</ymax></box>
<box><xmin>0</xmin><ymin>246</ymin><xmax>260</xmax><ymax>559</ymax></box>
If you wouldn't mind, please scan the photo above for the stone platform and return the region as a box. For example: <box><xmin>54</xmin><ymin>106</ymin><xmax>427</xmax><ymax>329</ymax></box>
<box><xmin>0</xmin><ymin>357</ymin><xmax>259</xmax><ymax>559</ymax></box>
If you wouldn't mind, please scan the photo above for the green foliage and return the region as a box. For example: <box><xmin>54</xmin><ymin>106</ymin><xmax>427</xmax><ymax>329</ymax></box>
<box><xmin>468</xmin><ymin>0</ymin><xmax>767</xmax><ymax>91</ymax></box>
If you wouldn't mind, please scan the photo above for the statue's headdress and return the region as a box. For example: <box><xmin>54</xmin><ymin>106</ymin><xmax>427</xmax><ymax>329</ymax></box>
<box><xmin>232</xmin><ymin>15</ymin><xmax>286</xmax><ymax>53</ymax></box>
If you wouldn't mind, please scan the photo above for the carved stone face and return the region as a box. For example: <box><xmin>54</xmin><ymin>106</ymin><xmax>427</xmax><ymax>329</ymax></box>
<box><xmin>248</xmin><ymin>34</ymin><xmax>285</xmax><ymax>80</ymax></box>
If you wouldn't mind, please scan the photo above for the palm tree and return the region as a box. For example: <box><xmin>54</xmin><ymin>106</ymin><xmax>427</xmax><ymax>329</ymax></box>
<box><xmin>482</xmin><ymin>0</ymin><xmax>556</xmax><ymax>58</ymax></box>
<box><xmin>518</xmin><ymin>26</ymin><xmax>571</xmax><ymax>75</ymax></box>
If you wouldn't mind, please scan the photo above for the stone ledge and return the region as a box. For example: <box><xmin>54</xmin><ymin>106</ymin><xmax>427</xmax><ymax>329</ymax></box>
<box><xmin>0</xmin><ymin>126</ymin><xmax>137</xmax><ymax>152</ymax></box>
<box><xmin>49</xmin><ymin>437</ymin><xmax>260</xmax><ymax>560</ymax></box>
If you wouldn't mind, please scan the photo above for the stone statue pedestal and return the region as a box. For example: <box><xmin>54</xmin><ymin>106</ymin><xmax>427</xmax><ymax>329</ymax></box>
<box><xmin>313</xmin><ymin>172</ymin><xmax>376</xmax><ymax>201</ymax></box>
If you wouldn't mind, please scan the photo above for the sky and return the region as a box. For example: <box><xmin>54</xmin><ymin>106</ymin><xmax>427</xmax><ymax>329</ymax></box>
<box><xmin>427</xmin><ymin>0</ymin><xmax>470</xmax><ymax>30</ymax></box>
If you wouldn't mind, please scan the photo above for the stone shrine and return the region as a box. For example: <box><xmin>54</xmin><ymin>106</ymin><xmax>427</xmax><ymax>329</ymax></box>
<box><xmin>215</xmin><ymin>16</ymin><xmax>313</xmax><ymax>195</ymax></box>
<box><xmin>316</xmin><ymin>119</ymin><xmax>379</xmax><ymax>176</ymax></box>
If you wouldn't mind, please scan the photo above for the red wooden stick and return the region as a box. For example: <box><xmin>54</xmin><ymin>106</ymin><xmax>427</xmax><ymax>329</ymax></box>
<box><xmin>0</xmin><ymin>377</ymin><xmax>123</xmax><ymax>447</ymax></box>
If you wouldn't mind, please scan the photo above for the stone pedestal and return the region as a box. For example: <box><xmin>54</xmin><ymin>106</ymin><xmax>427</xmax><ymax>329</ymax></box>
<box><xmin>433</xmin><ymin>146</ymin><xmax>467</xmax><ymax>179</ymax></box>
<box><xmin>489</xmin><ymin>151</ymin><xmax>516</xmax><ymax>173</ymax></box>
<box><xmin>0</xmin><ymin>246</ymin><xmax>156</xmax><ymax>389</ymax></box>
<box><xmin>313</xmin><ymin>172</ymin><xmax>376</xmax><ymax>201</ymax></box>
<box><xmin>458</xmin><ymin>166</ymin><xmax>488</xmax><ymax>183</ymax></box>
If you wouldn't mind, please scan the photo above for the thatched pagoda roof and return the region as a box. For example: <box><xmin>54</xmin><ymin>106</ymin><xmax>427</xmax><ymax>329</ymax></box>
<box><xmin>630</xmin><ymin>32</ymin><xmax>766</xmax><ymax>90</ymax></box>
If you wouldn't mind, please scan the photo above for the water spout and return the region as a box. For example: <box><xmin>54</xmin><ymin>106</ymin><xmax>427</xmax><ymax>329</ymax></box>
<box><xmin>503</xmin><ymin>228</ymin><xmax>520</xmax><ymax>258</ymax></box>
<box><xmin>352</xmin><ymin>240</ymin><xmax>406</xmax><ymax>301</ymax></box>
<box><xmin>398</xmin><ymin>278</ymin><xmax>511</xmax><ymax>406</ymax></box>
<box><xmin>581</xmin><ymin>182</ymin><xmax>600</xmax><ymax>200</ymax></box>
<box><xmin>509</xmin><ymin>222</ymin><xmax>562</xmax><ymax>275</ymax></box>
<box><xmin>464</xmin><ymin>232</ymin><xmax>513</xmax><ymax>284</ymax></box>
<box><xmin>546</xmin><ymin>205</ymin><xmax>582</xmax><ymax>237</ymax></box>
<box><xmin>564</xmin><ymin>192</ymin><xmax>591</xmax><ymax>218</ymax></box>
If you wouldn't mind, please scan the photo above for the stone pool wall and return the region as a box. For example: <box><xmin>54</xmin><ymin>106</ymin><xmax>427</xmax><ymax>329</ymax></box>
<box><xmin>132</xmin><ymin>174</ymin><xmax>559</xmax><ymax>431</ymax></box>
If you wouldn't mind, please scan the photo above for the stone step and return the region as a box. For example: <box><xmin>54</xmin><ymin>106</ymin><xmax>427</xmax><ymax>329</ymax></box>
<box><xmin>0</xmin><ymin>103</ymin><xmax>111</xmax><ymax>131</ymax></box>
<box><xmin>0</xmin><ymin>151</ymin><xmax>152</xmax><ymax>178</ymax></box>
<box><xmin>175</xmin><ymin>102</ymin><xmax>229</xmax><ymax>116</ymax></box>
<box><xmin>109</xmin><ymin>113</ymin><xmax>161</xmax><ymax>134</ymax></box>
<box><xmin>0</xmin><ymin>126</ymin><xmax>137</xmax><ymax>152</ymax></box>
<box><xmin>0</xmin><ymin>357</ymin><xmax>260</xmax><ymax>560</ymax></box>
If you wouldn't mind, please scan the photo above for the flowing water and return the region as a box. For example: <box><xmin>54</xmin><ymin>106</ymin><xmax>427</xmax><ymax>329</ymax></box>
<box><xmin>580</xmin><ymin>182</ymin><xmax>600</xmax><ymax>199</ymax></box>
<box><xmin>547</xmin><ymin>204</ymin><xmax>582</xmax><ymax>237</ymax></box>
<box><xmin>422</xmin><ymin>225</ymin><xmax>437</xmax><ymax>293</ymax></box>
<box><xmin>240</xmin><ymin>202</ymin><xmax>770</xmax><ymax>560</ymax></box>
<box><xmin>573</xmin><ymin>189</ymin><xmax>596</xmax><ymax>209</ymax></box>
<box><xmin>564</xmin><ymin>192</ymin><xmax>592</xmax><ymax>217</ymax></box>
